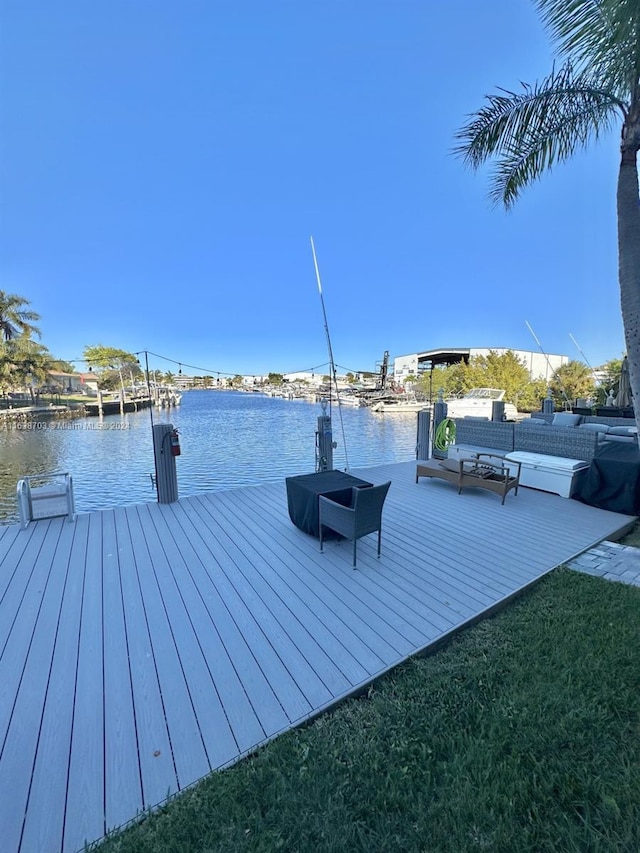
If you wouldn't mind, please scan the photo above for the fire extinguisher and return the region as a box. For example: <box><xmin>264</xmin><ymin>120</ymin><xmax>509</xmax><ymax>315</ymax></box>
<box><xmin>170</xmin><ymin>428</ymin><xmax>181</xmax><ymax>457</ymax></box>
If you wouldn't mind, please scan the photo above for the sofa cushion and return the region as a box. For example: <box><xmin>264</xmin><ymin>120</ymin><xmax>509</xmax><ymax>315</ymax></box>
<box><xmin>521</xmin><ymin>418</ymin><xmax>548</xmax><ymax>426</ymax></box>
<box><xmin>608</xmin><ymin>426</ymin><xmax>637</xmax><ymax>436</ymax></box>
<box><xmin>552</xmin><ymin>412</ymin><xmax>582</xmax><ymax>427</ymax></box>
<box><xmin>578</xmin><ymin>423</ymin><xmax>609</xmax><ymax>433</ymax></box>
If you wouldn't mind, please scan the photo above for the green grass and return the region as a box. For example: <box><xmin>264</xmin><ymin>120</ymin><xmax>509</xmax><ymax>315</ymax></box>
<box><xmin>96</xmin><ymin>569</ymin><xmax>640</xmax><ymax>853</ymax></box>
<box><xmin>620</xmin><ymin>521</ymin><xmax>640</xmax><ymax>548</ymax></box>
<box><xmin>0</xmin><ymin>394</ymin><xmax>87</xmax><ymax>409</ymax></box>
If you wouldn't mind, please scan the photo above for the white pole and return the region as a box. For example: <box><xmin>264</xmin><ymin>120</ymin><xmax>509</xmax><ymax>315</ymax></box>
<box><xmin>525</xmin><ymin>320</ymin><xmax>571</xmax><ymax>406</ymax></box>
<box><xmin>310</xmin><ymin>237</ymin><xmax>349</xmax><ymax>471</ymax></box>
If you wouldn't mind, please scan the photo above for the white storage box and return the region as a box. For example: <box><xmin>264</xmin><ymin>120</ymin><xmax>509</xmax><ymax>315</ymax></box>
<box><xmin>504</xmin><ymin>452</ymin><xmax>589</xmax><ymax>498</ymax></box>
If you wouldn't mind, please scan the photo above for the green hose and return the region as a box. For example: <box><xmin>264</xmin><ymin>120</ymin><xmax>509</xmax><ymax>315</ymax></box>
<box><xmin>434</xmin><ymin>418</ymin><xmax>456</xmax><ymax>452</ymax></box>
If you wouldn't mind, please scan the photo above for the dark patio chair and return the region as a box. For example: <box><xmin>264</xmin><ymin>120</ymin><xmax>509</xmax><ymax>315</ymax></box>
<box><xmin>319</xmin><ymin>481</ymin><xmax>391</xmax><ymax>567</ymax></box>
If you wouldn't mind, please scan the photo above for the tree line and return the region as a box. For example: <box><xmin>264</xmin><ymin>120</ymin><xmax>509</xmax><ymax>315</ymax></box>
<box><xmin>410</xmin><ymin>349</ymin><xmax>623</xmax><ymax>411</ymax></box>
<box><xmin>0</xmin><ymin>290</ymin><xmax>625</xmax><ymax>407</ymax></box>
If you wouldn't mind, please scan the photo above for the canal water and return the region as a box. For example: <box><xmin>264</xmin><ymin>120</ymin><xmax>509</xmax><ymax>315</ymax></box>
<box><xmin>0</xmin><ymin>391</ymin><xmax>419</xmax><ymax>524</ymax></box>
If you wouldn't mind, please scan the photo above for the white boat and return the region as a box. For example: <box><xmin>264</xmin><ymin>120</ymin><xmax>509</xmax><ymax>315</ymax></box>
<box><xmin>370</xmin><ymin>395</ymin><xmax>429</xmax><ymax>413</ymax></box>
<box><xmin>337</xmin><ymin>391</ymin><xmax>362</xmax><ymax>407</ymax></box>
<box><xmin>444</xmin><ymin>388</ymin><xmax>517</xmax><ymax>420</ymax></box>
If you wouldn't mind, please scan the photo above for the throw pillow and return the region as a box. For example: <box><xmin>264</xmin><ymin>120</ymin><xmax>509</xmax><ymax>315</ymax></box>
<box><xmin>552</xmin><ymin>412</ymin><xmax>582</xmax><ymax>427</ymax></box>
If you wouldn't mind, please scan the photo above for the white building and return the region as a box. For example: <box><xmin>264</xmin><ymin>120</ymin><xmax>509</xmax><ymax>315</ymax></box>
<box><xmin>283</xmin><ymin>371</ymin><xmax>326</xmax><ymax>387</ymax></box>
<box><xmin>393</xmin><ymin>347</ymin><xmax>569</xmax><ymax>385</ymax></box>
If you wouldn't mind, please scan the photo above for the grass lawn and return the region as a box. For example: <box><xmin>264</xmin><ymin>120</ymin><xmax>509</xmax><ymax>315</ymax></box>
<box><xmin>620</xmin><ymin>520</ymin><xmax>640</xmax><ymax>548</ymax></box>
<box><xmin>96</xmin><ymin>568</ymin><xmax>640</xmax><ymax>853</ymax></box>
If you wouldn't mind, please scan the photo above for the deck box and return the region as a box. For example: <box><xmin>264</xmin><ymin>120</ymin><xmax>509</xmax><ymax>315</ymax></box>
<box><xmin>504</xmin><ymin>451</ymin><xmax>589</xmax><ymax>498</ymax></box>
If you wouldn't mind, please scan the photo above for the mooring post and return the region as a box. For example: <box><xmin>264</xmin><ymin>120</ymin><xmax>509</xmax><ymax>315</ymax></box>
<box><xmin>152</xmin><ymin>423</ymin><xmax>179</xmax><ymax>503</ymax></box>
<box><xmin>416</xmin><ymin>409</ymin><xmax>431</xmax><ymax>460</ymax></box>
<box><xmin>316</xmin><ymin>413</ymin><xmax>333</xmax><ymax>471</ymax></box>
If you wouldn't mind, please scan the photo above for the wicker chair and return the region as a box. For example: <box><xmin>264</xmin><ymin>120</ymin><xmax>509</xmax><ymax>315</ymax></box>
<box><xmin>319</xmin><ymin>481</ymin><xmax>391</xmax><ymax>567</ymax></box>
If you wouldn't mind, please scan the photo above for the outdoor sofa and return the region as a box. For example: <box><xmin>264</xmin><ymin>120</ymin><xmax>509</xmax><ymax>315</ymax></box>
<box><xmin>443</xmin><ymin>413</ymin><xmax>637</xmax><ymax>498</ymax></box>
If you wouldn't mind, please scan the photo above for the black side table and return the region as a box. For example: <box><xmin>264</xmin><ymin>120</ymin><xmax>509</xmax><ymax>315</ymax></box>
<box><xmin>285</xmin><ymin>470</ymin><xmax>373</xmax><ymax>538</ymax></box>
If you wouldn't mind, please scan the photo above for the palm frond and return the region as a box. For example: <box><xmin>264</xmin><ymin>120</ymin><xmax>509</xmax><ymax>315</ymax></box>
<box><xmin>454</xmin><ymin>63</ymin><xmax>624</xmax><ymax>207</ymax></box>
<box><xmin>0</xmin><ymin>290</ymin><xmax>41</xmax><ymax>340</ymax></box>
<box><xmin>536</xmin><ymin>0</ymin><xmax>640</xmax><ymax>96</ymax></box>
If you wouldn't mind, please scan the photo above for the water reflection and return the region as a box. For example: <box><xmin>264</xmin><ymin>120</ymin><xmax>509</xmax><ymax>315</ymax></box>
<box><xmin>0</xmin><ymin>392</ymin><xmax>418</xmax><ymax>524</ymax></box>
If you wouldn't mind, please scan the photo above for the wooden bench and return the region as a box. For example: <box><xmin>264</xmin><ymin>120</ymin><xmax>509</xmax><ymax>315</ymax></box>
<box><xmin>416</xmin><ymin>454</ymin><xmax>521</xmax><ymax>505</ymax></box>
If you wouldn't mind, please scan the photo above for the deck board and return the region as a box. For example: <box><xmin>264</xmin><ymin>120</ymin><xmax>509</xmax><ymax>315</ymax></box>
<box><xmin>147</xmin><ymin>501</ymin><xmax>293</xmax><ymax>741</ymax></box>
<box><xmin>0</xmin><ymin>518</ymin><xmax>70</xmax><ymax>853</ymax></box>
<box><xmin>102</xmin><ymin>510</ymin><xmax>144</xmax><ymax>833</ymax></box>
<box><xmin>134</xmin><ymin>505</ymin><xmax>265</xmax><ymax>759</ymax></box>
<box><xmin>113</xmin><ymin>508</ymin><xmax>178</xmax><ymax>810</ymax></box>
<box><xmin>0</xmin><ymin>459</ymin><xmax>634</xmax><ymax>853</ymax></box>
<box><xmin>20</xmin><ymin>515</ymin><xmax>89</xmax><ymax>853</ymax></box>
<box><xmin>0</xmin><ymin>522</ymin><xmax>23</xmax><ymax>581</ymax></box>
<box><xmin>63</xmin><ymin>511</ymin><xmax>107</xmax><ymax>853</ymax></box>
<box><xmin>180</xmin><ymin>497</ymin><xmax>337</xmax><ymax>707</ymax></box>
<box><xmin>166</xmin><ymin>499</ymin><xmax>314</xmax><ymax>723</ymax></box>
<box><xmin>126</xmin><ymin>504</ymin><xmax>213</xmax><ymax>790</ymax></box>
<box><xmin>225</xmin><ymin>490</ymin><xmax>456</xmax><ymax>649</ymax></box>
<box><xmin>210</xmin><ymin>489</ymin><xmax>424</xmax><ymax>653</ymax></box>
<box><xmin>222</xmin><ymin>489</ymin><xmax>418</xmax><ymax>657</ymax></box>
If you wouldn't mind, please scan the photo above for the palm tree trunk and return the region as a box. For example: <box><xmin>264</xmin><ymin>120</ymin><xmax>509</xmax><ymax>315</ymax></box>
<box><xmin>617</xmin><ymin>107</ymin><xmax>640</xmax><ymax>444</ymax></box>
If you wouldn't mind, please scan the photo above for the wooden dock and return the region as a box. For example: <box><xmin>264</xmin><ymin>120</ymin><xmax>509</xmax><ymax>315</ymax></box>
<box><xmin>0</xmin><ymin>459</ymin><xmax>634</xmax><ymax>853</ymax></box>
<box><xmin>84</xmin><ymin>396</ymin><xmax>152</xmax><ymax>416</ymax></box>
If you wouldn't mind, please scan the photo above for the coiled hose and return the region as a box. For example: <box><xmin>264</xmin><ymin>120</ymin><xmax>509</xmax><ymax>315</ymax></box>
<box><xmin>434</xmin><ymin>418</ymin><xmax>456</xmax><ymax>452</ymax></box>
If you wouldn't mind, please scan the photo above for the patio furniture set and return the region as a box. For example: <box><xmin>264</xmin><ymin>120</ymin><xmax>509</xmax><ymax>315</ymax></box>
<box><xmin>440</xmin><ymin>412</ymin><xmax>638</xmax><ymax>505</ymax></box>
<box><xmin>285</xmin><ymin>410</ymin><xmax>639</xmax><ymax>566</ymax></box>
<box><xmin>286</xmin><ymin>470</ymin><xmax>391</xmax><ymax>567</ymax></box>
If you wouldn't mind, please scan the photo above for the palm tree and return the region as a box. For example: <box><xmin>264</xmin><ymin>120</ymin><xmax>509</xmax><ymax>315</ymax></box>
<box><xmin>0</xmin><ymin>291</ymin><xmax>41</xmax><ymax>341</ymax></box>
<box><xmin>456</xmin><ymin>0</ymin><xmax>640</xmax><ymax>437</ymax></box>
<box><xmin>9</xmin><ymin>338</ymin><xmax>53</xmax><ymax>403</ymax></box>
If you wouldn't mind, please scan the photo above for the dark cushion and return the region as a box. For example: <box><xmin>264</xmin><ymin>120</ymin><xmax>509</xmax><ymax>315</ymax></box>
<box><xmin>439</xmin><ymin>458</ymin><xmax>461</xmax><ymax>472</ymax></box>
<box><xmin>440</xmin><ymin>458</ymin><xmax>493</xmax><ymax>478</ymax></box>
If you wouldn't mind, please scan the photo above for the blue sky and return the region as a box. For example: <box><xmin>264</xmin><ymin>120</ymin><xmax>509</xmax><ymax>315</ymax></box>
<box><xmin>0</xmin><ymin>0</ymin><xmax>625</xmax><ymax>379</ymax></box>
